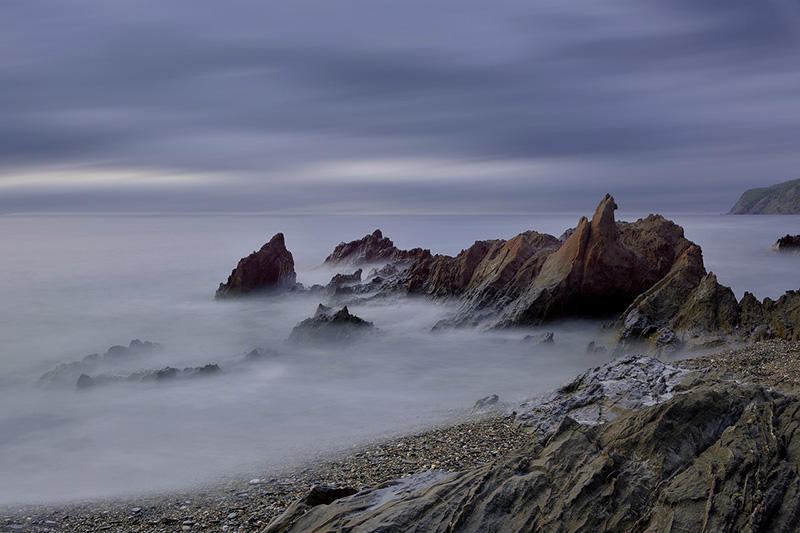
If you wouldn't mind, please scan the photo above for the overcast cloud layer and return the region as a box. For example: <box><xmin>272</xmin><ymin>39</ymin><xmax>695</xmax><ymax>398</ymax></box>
<box><xmin>2</xmin><ymin>0</ymin><xmax>800</xmax><ymax>213</ymax></box>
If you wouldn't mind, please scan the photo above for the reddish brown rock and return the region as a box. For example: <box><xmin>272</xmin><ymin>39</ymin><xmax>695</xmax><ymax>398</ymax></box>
<box><xmin>323</xmin><ymin>229</ymin><xmax>429</xmax><ymax>266</ymax></box>
<box><xmin>496</xmin><ymin>195</ymin><xmax>695</xmax><ymax>326</ymax></box>
<box><xmin>215</xmin><ymin>233</ymin><xmax>297</xmax><ymax>298</ymax></box>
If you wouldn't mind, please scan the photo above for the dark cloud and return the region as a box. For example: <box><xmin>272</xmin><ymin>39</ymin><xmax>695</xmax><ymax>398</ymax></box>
<box><xmin>1</xmin><ymin>0</ymin><xmax>799</xmax><ymax>212</ymax></box>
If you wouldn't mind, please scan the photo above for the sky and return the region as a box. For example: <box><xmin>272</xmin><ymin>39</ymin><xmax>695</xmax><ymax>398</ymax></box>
<box><xmin>1</xmin><ymin>0</ymin><xmax>800</xmax><ymax>214</ymax></box>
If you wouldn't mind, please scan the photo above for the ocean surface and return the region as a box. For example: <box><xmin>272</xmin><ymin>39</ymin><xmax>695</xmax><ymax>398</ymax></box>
<box><xmin>1</xmin><ymin>212</ymin><xmax>798</xmax><ymax>505</ymax></box>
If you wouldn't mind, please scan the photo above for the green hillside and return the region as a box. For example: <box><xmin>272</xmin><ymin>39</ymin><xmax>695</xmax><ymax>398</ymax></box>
<box><xmin>729</xmin><ymin>178</ymin><xmax>800</xmax><ymax>214</ymax></box>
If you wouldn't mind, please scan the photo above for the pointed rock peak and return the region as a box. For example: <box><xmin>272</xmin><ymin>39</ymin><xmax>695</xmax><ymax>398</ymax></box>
<box><xmin>314</xmin><ymin>303</ymin><xmax>332</xmax><ymax>318</ymax></box>
<box><xmin>371</xmin><ymin>229</ymin><xmax>383</xmax><ymax>239</ymax></box>
<box><xmin>268</xmin><ymin>232</ymin><xmax>286</xmax><ymax>247</ymax></box>
<box><xmin>590</xmin><ymin>194</ymin><xmax>618</xmax><ymax>239</ymax></box>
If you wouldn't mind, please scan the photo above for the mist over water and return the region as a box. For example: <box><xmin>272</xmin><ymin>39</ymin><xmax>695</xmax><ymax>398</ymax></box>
<box><xmin>1</xmin><ymin>212</ymin><xmax>799</xmax><ymax>505</ymax></box>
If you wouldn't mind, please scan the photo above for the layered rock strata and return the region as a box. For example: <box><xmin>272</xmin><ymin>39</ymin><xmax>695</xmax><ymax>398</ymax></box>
<box><xmin>267</xmin><ymin>357</ymin><xmax>800</xmax><ymax>532</ymax></box>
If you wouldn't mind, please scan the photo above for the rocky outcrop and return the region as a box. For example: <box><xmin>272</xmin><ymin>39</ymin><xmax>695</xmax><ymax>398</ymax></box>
<box><xmin>39</xmin><ymin>339</ymin><xmax>163</xmax><ymax>386</ymax></box>
<box><xmin>76</xmin><ymin>363</ymin><xmax>221</xmax><ymax>390</ymax></box>
<box><xmin>319</xmin><ymin>196</ymin><xmax>700</xmax><ymax>330</ymax></box>
<box><xmin>411</xmin><ymin>232</ymin><xmax>562</xmax><ymax>325</ymax></box>
<box><xmin>215</xmin><ymin>233</ymin><xmax>296</xmax><ymax>298</ymax></box>
<box><xmin>270</xmin><ymin>357</ymin><xmax>800</xmax><ymax>533</ymax></box>
<box><xmin>729</xmin><ymin>178</ymin><xmax>800</xmax><ymax>214</ymax></box>
<box><xmin>324</xmin><ymin>229</ymin><xmax>429</xmax><ymax>266</ymax></box>
<box><xmin>325</xmin><ymin>269</ymin><xmax>362</xmax><ymax>296</ymax></box>
<box><xmin>616</xmin><ymin>245</ymin><xmax>707</xmax><ymax>350</ymax></box>
<box><xmin>670</xmin><ymin>272</ymin><xmax>740</xmax><ymax>342</ymax></box>
<box><xmin>315</xmin><ymin>195</ymin><xmax>800</xmax><ymax>343</ymax></box>
<box><xmin>272</xmin><ymin>388</ymin><xmax>800</xmax><ymax>532</ymax></box>
<box><xmin>619</xmin><ymin>266</ymin><xmax>800</xmax><ymax>350</ymax></box>
<box><xmin>494</xmin><ymin>196</ymin><xmax>694</xmax><ymax>326</ymax></box>
<box><xmin>513</xmin><ymin>355</ymin><xmax>688</xmax><ymax>438</ymax></box>
<box><xmin>288</xmin><ymin>305</ymin><xmax>376</xmax><ymax>345</ymax></box>
<box><xmin>775</xmin><ymin>234</ymin><xmax>800</xmax><ymax>253</ymax></box>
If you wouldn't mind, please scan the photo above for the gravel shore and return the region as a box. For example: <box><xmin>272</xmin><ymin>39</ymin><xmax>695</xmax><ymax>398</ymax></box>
<box><xmin>4</xmin><ymin>339</ymin><xmax>800</xmax><ymax>533</ymax></box>
<box><xmin>2</xmin><ymin>414</ymin><xmax>529</xmax><ymax>533</ymax></box>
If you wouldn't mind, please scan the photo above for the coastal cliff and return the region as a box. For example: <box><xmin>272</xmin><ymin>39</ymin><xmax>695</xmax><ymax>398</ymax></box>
<box><xmin>729</xmin><ymin>178</ymin><xmax>800</xmax><ymax>214</ymax></box>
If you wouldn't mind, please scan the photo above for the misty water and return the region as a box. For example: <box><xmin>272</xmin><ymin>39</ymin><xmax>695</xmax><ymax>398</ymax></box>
<box><xmin>1</xmin><ymin>212</ymin><xmax>799</xmax><ymax>505</ymax></box>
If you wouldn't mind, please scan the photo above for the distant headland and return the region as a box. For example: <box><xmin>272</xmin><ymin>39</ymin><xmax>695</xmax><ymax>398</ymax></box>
<box><xmin>729</xmin><ymin>178</ymin><xmax>800</xmax><ymax>214</ymax></box>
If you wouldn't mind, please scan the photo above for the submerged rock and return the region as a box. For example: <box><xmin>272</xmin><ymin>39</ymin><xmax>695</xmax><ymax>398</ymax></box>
<box><xmin>76</xmin><ymin>363</ymin><xmax>221</xmax><ymax>390</ymax></box>
<box><xmin>585</xmin><ymin>341</ymin><xmax>607</xmax><ymax>354</ymax></box>
<box><xmin>244</xmin><ymin>347</ymin><xmax>279</xmax><ymax>361</ymax></box>
<box><xmin>39</xmin><ymin>339</ymin><xmax>163</xmax><ymax>386</ymax></box>
<box><xmin>775</xmin><ymin>234</ymin><xmax>800</xmax><ymax>253</ymax></box>
<box><xmin>288</xmin><ymin>305</ymin><xmax>376</xmax><ymax>345</ymax></box>
<box><xmin>215</xmin><ymin>233</ymin><xmax>296</xmax><ymax>298</ymax></box>
<box><xmin>522</xmin><ymin>331</ymin><xmax>554</xmax><ymax>345</ymax></box>
<box><xmin>473</xmin><ymin>394</ymin><xmax>499</xmax><ymax>410</ymax></box>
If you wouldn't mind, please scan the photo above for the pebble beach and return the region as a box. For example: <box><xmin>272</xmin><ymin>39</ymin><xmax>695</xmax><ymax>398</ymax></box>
<box><xmin>4</xmin><ymin>339</ymin><xmax>800</xmax><ymax>533</ymax></box>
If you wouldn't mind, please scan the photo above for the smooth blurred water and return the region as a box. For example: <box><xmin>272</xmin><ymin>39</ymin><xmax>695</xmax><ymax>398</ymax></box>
<box><xmin>0</xmin><ymin>212</ymin><xmax>798</xmax><ymax>505</ymax></box>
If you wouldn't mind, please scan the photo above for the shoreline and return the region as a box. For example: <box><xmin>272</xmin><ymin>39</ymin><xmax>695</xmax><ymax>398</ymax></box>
<box><xmin>5</xmin><ymin>339</ymin><xmax>800</xmax><ymax>532</ymax></box>
<box><xmin>2</xmin><ymin>413</ymin><xmax>529</xmax><ymax>532</ymax></box>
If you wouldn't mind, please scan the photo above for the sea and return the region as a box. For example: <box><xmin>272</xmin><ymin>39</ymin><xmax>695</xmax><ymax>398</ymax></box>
<box><xmin>0</xmin><ymin>211</ymin><xmax>798</xmax><ymax>504</ymax></box>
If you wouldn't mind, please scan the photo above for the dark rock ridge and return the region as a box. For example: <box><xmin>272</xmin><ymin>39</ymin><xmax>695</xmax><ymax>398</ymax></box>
<box><xmin>618</xmin><ymin>270</ymin><xmax>800</xmax><ymax>351</ymax></box>
<box><xmin>215</xmin><ymin>233</ymin><xmax>297</xmax><ymax>298</ymax></box>
<box><xmin>320</xmin><ymin>195</ymin><xmax>698</xmax><ymax>330</ymax></box>
<box><xmin>775</xmin><ymin>234</ymin><xmax>800</xmax><ymax>253</ymax></box>
<box><xmin>729</xmin><ymin>177</ymin><xmax>800</xmax><ymax>214</ymax></box>
<box><xmin>268</xmin><ymin>359</ymin><xmax>800</xmax><ymax>532</ymax></box>
<box><xmin>324</xmin><ymin>229</ymin><xmax>429</xmax><ymax>266</ymax></box>
<box><xmin>288</xmin><ymin>305</ymin><xmax>376</xmax><ymax>345</ymax></box>
<box><xmin>315</xmin><ymin>195</ymin><xmax>800</xmax><ymax>348</ymax></box>
<box><xmin>76</xmin><ymin>363</ymin><xmax>221</xmax><ymax>390</ymax></box>
<box><xmin>39</xmin><ymin>339</ymin><xmax>163</xmax><ymax>386</ymax></box>
<box><xmin>325</xmin><ymin>268</ymin><xmax>362</xmax><ymax>296</ymax></box>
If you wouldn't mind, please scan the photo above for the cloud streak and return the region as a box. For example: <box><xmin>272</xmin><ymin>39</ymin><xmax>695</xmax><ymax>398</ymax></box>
<box><xmin>1</xmin><ymin>0</ymin><xmax>800</xmax><ymax>212</ymax></box>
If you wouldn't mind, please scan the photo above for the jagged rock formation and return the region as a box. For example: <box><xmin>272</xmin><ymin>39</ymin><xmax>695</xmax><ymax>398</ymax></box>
<box><xmin>325</xmin><ymin>269</ymin><xmax>362</xmax><ymax>296</ymax></box>
<box><xmin>215</xmin><ymin>233</ymin><xmax>297</xmax><ymax>298</ymax></box>
<box><xmin>619</xmin><ymin>268</ymin><xmax>800</xmax><ymax>351</ymax></box>
<box><xmin>269</xmin><ymin>376</ymin><xmax>800</xmax><ymax>532</ymax></box>
<box><xmin>323</xmin><ymin>195</ymin><xmax>697</xmax><ymax>329</ymax></box>
<box><xmin>410</xmin><ymin>231</ymin><xmax>562</xmax><ymax>324</ymax></box>
<box><xmin>288</xmin><ymin>305</ymin><xmax>376</xmax><ymax>345</ymax></box>
<box><xmin>324</xmin><ymin>229</ymin><xmax>429</xmax><ymax>266</ymax></box>
<box><xmin>76</xmin><ymin>363</ymin><xmax>221</xmax><ymax>390</ymax></box>
<box><xmin>494</xmin><ymin>196</ymin><xmax>694</xmax><ymax>326</ymax></box>
<box><xmin>775</xmin><ymin>234</ymin><xmax>800</xmax><ymax>253</ymax></box>
<box><xmin>729</xmin><ymin>178</ymin><xmax>800</xmax><ymax>214</ymax></box>
<box><xmin>39</xmin><ymin>340</ymin><xmax>163</xmax><ymax>386</ymax></box>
